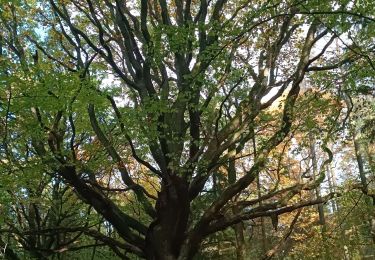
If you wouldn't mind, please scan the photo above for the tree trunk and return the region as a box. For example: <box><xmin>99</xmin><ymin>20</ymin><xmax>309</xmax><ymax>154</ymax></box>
<box><xmin>234</xmin><ymin>220</ymin><xmax>246</xmax><ymax>260</ymax></box>
<box><xmin>145</xmin><ymin>175</ymin><xmax>190</xmax><ymax>260</ymax></box>
<box><xmin>326</xmin><ymin>164</ymin><xmax>338</xmax><ymax>212</ymax></box>
<box><xmin>253</xmin><ymin>130</ymin><xmax>267</xmax><ymax>255</ymax></box>
<box><xmin>309</xmin><ymin>134</ymin><xmax>328</xmax><ymax>258</ymax></box>
<box><xmin>232</xmin><ymin>201</ymin><xmax>246</xmax><ymax>260</ymax></box>
<box><xmin>354</xmin><ymin>135</ymin><xmax>368</xmax><ymax>191</ymax></box>
<box><xmin>309</xmin><ymin>135</ymin><xmax>325</xmax><ymax>226</ymax></box>
<box><xmin>352</xmin><ymin>133</ymin><xmax>375</xmax><ymax>247</ymax></box>
<box><xmin>228</xmin><ymin>147</ymin><xmax>247</xmax><ymax>260</ymax></box>
<box><xmin>257</xmin><ymin>175</ymin><xmax>267</xmax><ymax>256</ymax></box>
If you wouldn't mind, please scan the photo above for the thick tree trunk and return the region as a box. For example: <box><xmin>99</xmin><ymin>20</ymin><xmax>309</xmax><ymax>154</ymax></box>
<box><xmin>145</xmin><ymin>175</ymin><xmax>190</xmax><ymax>260</ymax></box>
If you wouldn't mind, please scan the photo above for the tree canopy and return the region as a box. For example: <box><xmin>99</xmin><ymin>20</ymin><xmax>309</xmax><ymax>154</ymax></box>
<box><xmin>0</xmin><ymin>0</ymin><xmax>374</xmax><ymax>259</ymax></box>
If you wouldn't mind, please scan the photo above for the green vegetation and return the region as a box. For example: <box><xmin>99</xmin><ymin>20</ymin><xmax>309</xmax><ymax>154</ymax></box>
<box><xmin>0</xmin><ymin>0</ymin><xmax>374</xmax><ymax>259</ymax></box>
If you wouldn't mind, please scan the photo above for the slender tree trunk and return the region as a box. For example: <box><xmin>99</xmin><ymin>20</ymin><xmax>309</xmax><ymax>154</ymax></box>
<box><xmin>309</xmin><ymin>134</ymin><xmax>328</xmax><ymax>258</ymax></box>
<box><xmin>354</xmin><ymin>135</ymin><xmax>368</xmax><ymax>191</ymax></box>
<box><xmin>233</xmin><ymin>207</ymin><xmax>246</xmax><ymax>260</ymax></box>
<box><xmin>343</xmin><ymin>95</ymin><xmax>375</xmax><ymax>256</ymax></box>
<box><xmin>326</xmin><ymin>164</ymin><xmax>338</xmax><ymax>212</ymax></box>
<box><xmin>257</xmin><ymin>175</ymin><xmax>267</xmax><ymax>255</ymax></box>
<box><xmin>365</xmin><ymin>146</ymin><xmax>374</xmax><ymax>175</ymax></box>
<box><xmin>309</xmin><ymin>135</ymin><xmax>325</xmax><ymax>226</ymax></box>
<box><xmin>352</xmin><ymin>133</ymin><xmax>375</xmax><ymax>248</ymax></box>
<box><xmin>331</xmin><ymin>163</ymin><xmax>339</xmax><ymax>210</ymax></box>
<box><xmin>228</xmin><ymin>147</ymin><xmax>246</xmax><ymax>260</ymax></box>
<box><xmin>253</xmin><ymin>132</ymin><xmax>267</xmax><ymax>256</ymax></box>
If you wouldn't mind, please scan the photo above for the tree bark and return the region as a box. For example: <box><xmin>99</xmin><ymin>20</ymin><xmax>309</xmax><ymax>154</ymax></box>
<box><xmin>309</xmin><ymin>134</ymin><xmax>328</xmax><ymax>258</ymax></box>
<box><xmin>326</xmin><ymin>164</ymin><xmax>338</xmax><ymax>212</ymax></box>
<box><xmin>145</xmin><ymin>175</ymin><xmax>190</xmax><ymax>260</ymax></box>
<box><xmin>228</xmin><ymin>147</ymin><xmax>247</xmax><ymax>260</ymax></box>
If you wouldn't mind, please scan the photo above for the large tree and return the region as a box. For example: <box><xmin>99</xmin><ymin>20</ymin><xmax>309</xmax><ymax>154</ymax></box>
<box><xmin>0</xmin><ymin>0</ymin><xmax>374</xmax><ymax>259</ymax></box>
